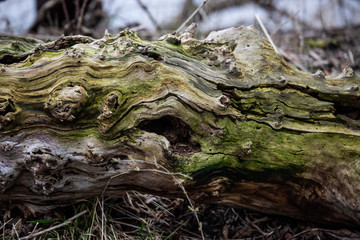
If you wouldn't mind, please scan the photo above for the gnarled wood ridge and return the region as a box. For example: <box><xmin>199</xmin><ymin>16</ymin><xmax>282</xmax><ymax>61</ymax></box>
<box><xmin>1</xmin><ymin>25</ymin><xmax>360</xmax><ymax>226</ymax></box>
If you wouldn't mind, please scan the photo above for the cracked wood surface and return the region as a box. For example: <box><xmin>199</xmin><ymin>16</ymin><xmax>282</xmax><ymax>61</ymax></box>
<box><xmin>1</xmin><ymin>25</ymin><xmax>360</xmax><ymax>226</ymax></box>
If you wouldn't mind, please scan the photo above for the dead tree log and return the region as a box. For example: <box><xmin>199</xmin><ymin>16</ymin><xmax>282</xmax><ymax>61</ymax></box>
<box><xmin>1</xmin><ymin>26</ymin><xmax>360</xmax><ymax>227</ymax></box>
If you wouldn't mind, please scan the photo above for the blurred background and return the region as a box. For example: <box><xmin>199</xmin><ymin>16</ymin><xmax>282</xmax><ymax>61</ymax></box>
<box><xmin>1</xmin><ymin>0</ymin><xmax>360</xmax><ymax>36</ymax></box>
<box><xmin>1</xmin><ymin>1</ymin><xmax>360</xmax><ymax>239</ymax></box>
<box><xmin>0</xmin><ymin>0</ymin><xmax>359</xmax><ymax>74</ymax></box>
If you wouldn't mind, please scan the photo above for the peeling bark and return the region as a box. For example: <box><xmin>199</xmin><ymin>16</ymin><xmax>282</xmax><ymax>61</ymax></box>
<box><xmin>1</xmin><ymin>26</ymin><xmax>360</xmax><ymax>227</ymax></box>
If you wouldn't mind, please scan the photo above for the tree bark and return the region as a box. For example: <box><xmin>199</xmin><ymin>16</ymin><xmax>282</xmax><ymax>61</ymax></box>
<box><xmin>1</xmin><ymin>26</ymin><xmax>360</xmax><ymax>227</ymax></box>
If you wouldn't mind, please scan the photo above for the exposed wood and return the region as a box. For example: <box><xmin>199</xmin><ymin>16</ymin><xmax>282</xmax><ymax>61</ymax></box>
<box><xmin>1</xmin><ymin>26</ymin><xmax>360</xmax><ymax>227</ymax></box>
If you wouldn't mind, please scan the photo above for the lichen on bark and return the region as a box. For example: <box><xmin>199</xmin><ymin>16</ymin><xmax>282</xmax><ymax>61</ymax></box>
<box><xmin>0</xmin><ymin>25</ymin><xmax>360</xmax><ymax>226</ymax></box>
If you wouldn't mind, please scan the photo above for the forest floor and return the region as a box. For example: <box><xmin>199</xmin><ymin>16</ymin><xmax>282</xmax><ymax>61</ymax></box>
<box><xmin>1</xmin><ymin>25</ymin><xmax>360</xmax><ymax>239</ymax></box>
<box><xmin>273</xmin><ymin>25</ymin><xmax>360</xmax><ymax>76</ymax></box>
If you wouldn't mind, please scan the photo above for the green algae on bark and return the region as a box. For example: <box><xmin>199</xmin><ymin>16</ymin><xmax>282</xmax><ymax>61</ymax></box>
<box><xmin>1</xmin><ymin>26</ymin><xmax>360</xmax><ymax>226</ymax></box>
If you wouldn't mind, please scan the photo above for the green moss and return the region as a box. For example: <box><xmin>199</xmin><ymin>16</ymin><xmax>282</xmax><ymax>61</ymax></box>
<box><xmin>20</xmin><ymin>50</ymin><xmax>65</xmax><ymax>67</ymax></box>
<box><xmin>0</xmin><ymin>36</ymin><xmax>42</xmax><ymax>60</ymax></box>
<box><xmin>305</xmin><ymin>39</ymin><xmax>340</xmax><ymax>48</ymax></box>
<box><xmin>178</xmin><ymin>116</ymin><xmax>360</xmax><ymax>184</ymax></box>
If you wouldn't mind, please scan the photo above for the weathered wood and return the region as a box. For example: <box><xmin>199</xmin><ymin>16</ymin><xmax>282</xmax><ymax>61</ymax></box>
<box><xmin>1</xmin><ymin>26</ymin><xmax>360</xmax><ymax>227</ymax></box>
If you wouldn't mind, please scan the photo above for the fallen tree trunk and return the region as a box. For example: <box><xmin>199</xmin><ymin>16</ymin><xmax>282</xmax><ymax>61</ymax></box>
<box><xmin>1</xmin><ymin>25</ymin><xmax>360</xmax><ymax>227</ymax></box>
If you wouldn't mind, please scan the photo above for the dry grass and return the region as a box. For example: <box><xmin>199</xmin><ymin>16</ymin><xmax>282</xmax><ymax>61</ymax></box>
<box><xmin>2</xmin><ymin>146</ymin><xmax>360</xmax><ymax>240</ymax></box>
<box><xmin>2</xmin><ymin>191</ymin><xmax>360</xmax><ymax>239</ymax></box>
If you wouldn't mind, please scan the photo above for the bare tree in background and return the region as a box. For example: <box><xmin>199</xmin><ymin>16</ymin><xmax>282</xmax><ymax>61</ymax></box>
<box><xmin>30</xmin><ymin>0</ymin><xmax>104</xmax><ymax>36</ymax></box>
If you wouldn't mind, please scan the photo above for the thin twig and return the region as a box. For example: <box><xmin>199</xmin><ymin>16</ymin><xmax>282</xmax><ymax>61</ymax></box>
<box><xmin>87</xmin><ymin>198</ymin><xmax>99</xmax><ymax>240</ymax></box>
<box><xmin>26</xmin><ymin>222</ymin><xmax>39</xmax><ymax>239</ymax></box>
<box><xmin>119</xmin><ymin>159</ymin><xmax>192</xmax><ymax>180</ymax></box>
<box><xmin>60</xmin><ymin>0</ymin><xmax>70</xmax><ymax>23</ymax></box>
<box><xmin>77</xmin><ymin>0</ymin><xmax>89</xmax><ymax>33</ymax></box>
<box><xmin>179</xmin><ymin>183</ymin><xmax>205</xmax><ymax>240</ymax></box>
<box><xmin>170</xmin><ymin>175</ymin><xmax>205</xmax><ymax>240</ymax></box>
<box><xmin>135</xmin><ymin>0</ymin><xmax>161</xmax><ymax>31</ymax></box>
<box><xmin>132</xmin><ymin>191</ymin><xmax>157</xmax><ymax>217</ymax></box>
<box><xmin>0</xmin><ymin>218</ymin><xmax>12</xmax><ymax>231</ymax></box>
<box><xmin>348</xmin><ymin>50</ymin><xmax>355</xmax><ymax>66</ymax></box>
<box><xmin>75</xmin><ymin>0</ymin><xmax>80</xmax><ymax>19</ymax></box>
<box><xmin>12</xmin><ymin>222</ymin><xmax>20</xmax><ymax>239</ymax></box>
<box><xmin>279</xmin><ymin>49</ymin><xmax>307</xmax><ymax>71</ymax></box>
<box><xmin>144</xmin><ymin>194</ymin><xmax>175</xmax><ymax>217</ymax></box>
<box><xmin>255</xmin><ymin>14</ymin><xmax>306</xmax><ymax>71</ymax></box>
<box><xmin>176</xmin><ymin>0</ymin><xmax>209</xmax><ymax>34</ymax></box>
<box><xmin>99</xmin><ymin>198</ymin><xmax>106</xmax><ymax>240</ymax></box>
<box><xmin>270</xmin><ymin>10</ymin><xmax>300</xmax><ymax>36</ymax></box>
<box><xmin>108</xmin><ymin>219</ymin><xmax>139</xmax><ymax>230</ymax></box>
<box><xmin>110</xmin><ymin>224</ymin><xmax>118</xmax><ymax>240</ymax></box>
<box><xmin>246</xmin><ymin>216</ymin><xmax>273</xmax><ymax>237</ymax></box>
<box><xmin>258</xmin><ymin>0</ymin><xmax>310</xmax><ymax>29</ymax></box>
<box><xmin>101</xmin><ymin>158</ymin><xmax>192</xmax><ymax>197</ymax></box>
<box><xmin>137</xmin><ymin>168</ymin><xmax>193</xmax><ymax>179</ymax></box>
<box><xmin>289</xmin><ymin>228</ymin><xmax>328</xmax><ymax>239</ymax></box>
<box><xmin>255</xmin><ymin>14</ymin><xmax>279</xmax><ymax>54</ymax></box>
<box><xmin>30</xmin><ymin>0</ymin><xmax>61</xmax><ymax>31</ymax></box>
<box><xmin>319</xmin><ymin>0</ymin><xmax>327</xmax><ymax>33</ymax></box>
<box><xmin>20</xmin><ymin>210</ymin><xmax>88</xmax><ymax>240</ymax></box>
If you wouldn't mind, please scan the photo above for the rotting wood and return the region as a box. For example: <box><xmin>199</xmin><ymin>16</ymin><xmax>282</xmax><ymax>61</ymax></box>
<box><xmin>1</xmin><ymin>25</ymin><xmax>360</xmax><ymax>227</ymax></box>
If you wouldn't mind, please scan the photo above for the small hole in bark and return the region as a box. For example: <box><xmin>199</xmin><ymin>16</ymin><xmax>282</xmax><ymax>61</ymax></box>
<box><xmin>342</xmin><ymin>111</ymin><xmax>360</xmax><ymax>120</ymax></box>
<box><xmin>334</xmin><ymin>103</ymin><xmax>360</xmax><ymax>120</ymax></box>
<box><xmin>109</xmin><ymin>94</ymin><xmax>119</xmax><ymax>109</ymax></box>
<box><xmin>47</xmin><ymin>159</ymin><xmax>58</xmax><ymax>167</ymax></box>
<box><xmin>0</xmin><ymin>99</ymin><xmax>16</xmax><ymax>116</ymax></box>
<box><xmin>114</xmin><ymin>101</ymin><xmax>119</xmax><ymax>109</ymax></box>
<box><xmin>118</xmin><ymin>155</ymin><xmax>129</xmax><ymax>160</ymax></box>
<box><xmin>0</xmin><ymin>55</ymin><xmax>28</xmax><ymax>64</ymax></box>
<box><xmin>140</xmin><ymin>47</ymin><xmax>163</xmax><ymax>61</ymax></box>
<box><xmin>33</xmin><ymin>149</ymin><xmax>43</xmax><ymax>154</ymax></box>
<box><xmin>138</xmin><ymin>116</ymin><xmax>201</xmax><ymax>156</ymax></box>
<box><xmin>340</xmin><ymin>111</ymin><xmax>360</xmax><ymax>120</ymax></box>
<box><xmin>147</xmin><ymin>51</ymin><xmax>162</xmax><ymax>60</ymax></box>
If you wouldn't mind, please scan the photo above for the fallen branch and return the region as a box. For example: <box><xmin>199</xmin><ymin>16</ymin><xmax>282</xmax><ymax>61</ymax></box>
<box><xmin>1</xmin><ymin>25</ymin><xmax>360</xmax><ymax>228</ymax></box>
